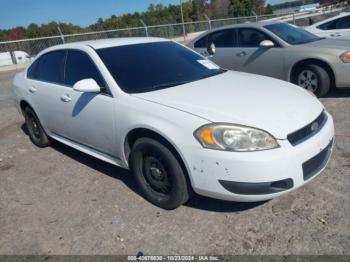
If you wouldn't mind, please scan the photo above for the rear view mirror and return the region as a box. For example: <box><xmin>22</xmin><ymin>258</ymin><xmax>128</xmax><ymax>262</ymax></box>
<box><xmin>207</xmin><ymin>42</ymin><xmax>216</xmax><ymax>55</ymax></box>
<box><xmin>260</xmin><ymin>40</ymin><xmax>275</xmax><ymax>48</ymax></box>
<box><xmin>73</xmin><ymin>78</ymin><xmax>101</xmax><ymax>93</ymax></box>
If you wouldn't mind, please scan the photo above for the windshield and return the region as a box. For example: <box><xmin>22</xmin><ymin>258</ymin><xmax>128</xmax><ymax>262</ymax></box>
<box><xmin>96</xmin><ymin>41</ymin><xmax>225</xmax><ymax>93</ymax></box>
<box><xmin>264</xmin><ymin>23</ymin><xmax>322</xmax><ymax>45</ymax></box>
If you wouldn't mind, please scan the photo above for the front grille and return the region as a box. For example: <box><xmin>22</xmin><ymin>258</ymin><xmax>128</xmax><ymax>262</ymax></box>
<box><xmin>287</xmin><ymin>111</ymin><xmax>327</xmax><ymax>146</ymax></box>
<box><xmin>302</xmin><ymin>139</ymin><xmax>333</xmax><ymax>181</ymax></box>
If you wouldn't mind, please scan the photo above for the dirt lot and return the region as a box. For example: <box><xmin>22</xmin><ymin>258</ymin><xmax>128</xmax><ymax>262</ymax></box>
<box><xmin>0</xmin><ymin>69</ymin><xmax>349</xmax><ymax>255</ymax></box>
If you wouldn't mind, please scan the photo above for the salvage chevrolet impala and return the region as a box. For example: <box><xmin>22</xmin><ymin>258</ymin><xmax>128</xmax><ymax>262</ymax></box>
<box><xmin>13</xmin><ymin>38</ymin><xmax>335</xmax><ymax>209</ymax></box>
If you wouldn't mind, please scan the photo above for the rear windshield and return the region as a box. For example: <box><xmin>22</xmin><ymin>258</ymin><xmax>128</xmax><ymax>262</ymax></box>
<box><xmin>96</xmin><ymin>41</ymin><xmax>224</xmax><ymax>93</ymax></box>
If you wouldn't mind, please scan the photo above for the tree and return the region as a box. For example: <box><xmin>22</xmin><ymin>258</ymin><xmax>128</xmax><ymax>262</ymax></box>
<box><xmin>8</xmin><ymin>27</ymin><xmax>25</xmax><ymax>40</ymax></box>
<box><xmin>254</xmin><ymin>0</ymin><xmax>265</xmax><ymax>15</ymax></box>
<box><xmin>209</xmin><ymin>0</ymin><xmax>230</xmax><ymax>18</ymax></box>
<box><xmin>265</xmin><ymin>4</ymin><xmax>273</xmax><ymax>14</ymax></box>
<box><xmin>26</xmin><ymin>23</ymin><xmax>41</xmax><ymax>38</ymax></box>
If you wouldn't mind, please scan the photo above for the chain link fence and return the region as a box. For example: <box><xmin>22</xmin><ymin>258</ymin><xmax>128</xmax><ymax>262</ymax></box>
<box><xmin>0</xmin><ymin>10</ymin><xmax>343</xmax><ymax>70</ymax></box>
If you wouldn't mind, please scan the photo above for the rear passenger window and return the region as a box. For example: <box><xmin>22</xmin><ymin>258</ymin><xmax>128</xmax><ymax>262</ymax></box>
<box><xmin>65</xmin><ymin>50</ymin><xmax>105</xmax><ymax>88</ymax></box>
<box><xmin>208</xmin><ymin>29</ymin><xmax>235</xmax><ymax>47</ymax></box>
<box><xmin>27</xmin><ymin>59</ymin><xmax>40</xmax><ymax>79</ymax></box>
<box><xmin>34</xmin><ymin>51</ymin><xmax>65</xmax><ymax>84</ymax></box>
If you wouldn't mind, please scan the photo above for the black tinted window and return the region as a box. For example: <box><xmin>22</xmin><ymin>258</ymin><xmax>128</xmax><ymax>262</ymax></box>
<box><xmin>318</xmin><ymin>20</ymin><xmax>337</xmax><ymax>30</ymax></box>
<box><xmin>97</xmin><ymin>41</ymin><xmax>224</xmax><ymax>94</ymax></box>
<box><xmin>318</xmin><ymin>16</ymin><xmax>350</xmax><ymax>30</ymax></box>
<box><xmin>238</xmin><ymin>28</ymin><xmax>272</xmax><ymax>47</ymax></box>
<box><xmin>65</xmin><ymin>50</ymin><xmax>105</xmax><ymax>88</ymax></box>
<box><xmin>194</xmin><ymin>35</ymin><xmax>208</xmax><ymax>48</ymax></box>
<box><xmin>336</xmin><ymin>16</ymin><xmax>350</xmax><ymax>29</ymax></box>
<box><xmin>208</xmin><ymin>29</ymin><xmax>235</xmax><ymax>47</ymax></box>
<box><xmin>36</xmin><ymin>51</ymin><xmax>65</xmax><ymax>84</ymax></box>
<box><xmin>27</xmin><ymin>59</ymin><xmax>39</xmax><ymax>79</ymax></box>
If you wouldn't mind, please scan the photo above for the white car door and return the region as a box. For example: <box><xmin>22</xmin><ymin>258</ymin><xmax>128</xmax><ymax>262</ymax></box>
<box><xmin>313</xmin><ymin>14</ymin><xmax>350</xmax><ymax>40</ymax></box>
<box><xmin>26</xmin><ymin>50</ymin><xmax>68</xmax><ymax>136</ymax></box>
<box><xmin>58</xmin><ymin>49</ymin><xmax>117</xmax><ymax>156</ymax></box>
<box><xmin>232</xmin><ymin>27</ymin><xmax>285</xmax><ymax>80</ymax></box>
<box><xmin>193</xmin><ymin>29</ymin><xmax>236</xmax><ymax>69</ymax></box>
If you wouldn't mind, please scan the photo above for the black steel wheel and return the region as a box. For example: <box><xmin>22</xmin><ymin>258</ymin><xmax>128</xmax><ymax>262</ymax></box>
<box><xmin>130</xmin><ymin>137</ymin><xmax>191</xmax><ymax>210</ymax></box>
<box><xmin>24</xmin><ymin>107</ymin><xmax>52</xmax><ymax>147</ymax></box>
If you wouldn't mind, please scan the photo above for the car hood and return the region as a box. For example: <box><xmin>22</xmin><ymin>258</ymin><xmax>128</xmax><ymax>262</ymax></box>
<box><xmin>132</xmin><ymin>71</ymin><xmax>324</xmax><ymax>139</ymax></box>
<box><xmin>302</xmin><ymin>38</ymin><xmax>350</xmax><ymax>51</ymax></box>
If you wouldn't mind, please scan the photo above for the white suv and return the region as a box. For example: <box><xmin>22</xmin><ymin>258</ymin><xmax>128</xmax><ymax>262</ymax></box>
<box><xmin>13</xmin><ymin>38</ymin><xmax>334</xmax><ymax>209</ymax></box>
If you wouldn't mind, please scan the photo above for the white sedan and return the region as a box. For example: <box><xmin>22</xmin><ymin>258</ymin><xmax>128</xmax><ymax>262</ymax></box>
<box><xmin>305</xmin><ymin>12</ymin><xmax>350</xmax><ymax>40</ymax></box>
<box><xmin>13</xmin><ymin>38</ymin><xmax>335</xmax><ymax>209</ymax></box>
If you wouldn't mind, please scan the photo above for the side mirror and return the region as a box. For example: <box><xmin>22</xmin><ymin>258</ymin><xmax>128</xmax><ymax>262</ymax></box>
<box><xmin>73</xmin><ymin>78</ymin><xmax>101</xmax><ymax>93</ymax></box>
<box><xmin>259</xmin><ymin>40</ymin><xmax>275</xmax><ymax>48</ymax></box>
<box><xmin>207</xmin><ymin>42</ymin><xmax>216</xmax><ymax>55</ymax></box>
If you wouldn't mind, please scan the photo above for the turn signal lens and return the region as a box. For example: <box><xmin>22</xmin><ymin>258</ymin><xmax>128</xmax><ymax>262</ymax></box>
<box><xmin>341</xmin><ymin>51</ymin><xmax>350</xmax><ymax>63</ymax></box>
<box><xmin>199</xmin><ymin>127</ymin><xmax>215</xmax><ymax>145</ymax></box>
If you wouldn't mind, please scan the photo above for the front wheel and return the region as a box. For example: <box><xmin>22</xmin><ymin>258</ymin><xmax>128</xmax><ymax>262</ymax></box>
<box><xmin>130</xmin><ymin>137</ymin><xmax>191</xmax><ymax>210</ymax></box>
<box><xmin>293</xmin><ymin>64</ymin><xmax>330</xmax><ymax>97</ymax></box>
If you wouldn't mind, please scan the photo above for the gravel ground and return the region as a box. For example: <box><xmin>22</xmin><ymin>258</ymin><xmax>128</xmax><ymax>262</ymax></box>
<box><xmin>0</xmin><ymin>69</ymin><xmax>349</xmax><ymax>255</ymax></box>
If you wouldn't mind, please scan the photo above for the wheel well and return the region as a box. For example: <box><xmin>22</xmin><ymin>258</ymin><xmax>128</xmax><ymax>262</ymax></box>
<box><xmin>290</xmin><ymin>59</ymin><xmax>335</xmax><ymax>87</ymax></box>
<box><xmin>19</xmin><ymin>100</ymin><xmax>32</xmax><ymax>115</ymax></box>
<box><xmin>124</xmin><ymin>128</ymin><xmax>193</xmax><ymax>188</ymax></box>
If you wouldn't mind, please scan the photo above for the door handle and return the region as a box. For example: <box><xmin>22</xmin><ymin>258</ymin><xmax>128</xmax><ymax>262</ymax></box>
<box><xmin>60</xmin><ymin>94</ymin><xmax>71</xmax><ymax>103</ymax></box>
<box><xmin>330</xmin><ymin>33</ymin><xmax>342</xmax><ymax>37</ymax></box>
<box><xmin>29</xmin><ymin>86</ymin><xmax>37</xmax><ymax>93</ymax></box>
<box><xmin>236</xmin><ymin>51</ymin><xmax>247</xmax><ymax>57</ymax></box>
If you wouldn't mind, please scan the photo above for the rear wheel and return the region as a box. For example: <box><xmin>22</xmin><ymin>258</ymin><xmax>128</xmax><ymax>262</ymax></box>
<box><xmin>293</xmin><ymin>64</ymin><xmax>330</xmax><ymax>97</ymax></box>
<box><xmin>130</xmin><ymin>137</ymin><xmax>191</xmax><ymax>210</ymax></box>
<box><xmin>24</xmin><ymin>107</ymin><xmax>52</xmax><ymax>147</ymax></box>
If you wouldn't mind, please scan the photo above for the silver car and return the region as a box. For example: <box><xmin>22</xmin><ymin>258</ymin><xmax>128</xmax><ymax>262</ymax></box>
<box><xmin>189</xmin><ymin>21</ymin><xmax>350</xmax><ymax>97</ymax></box>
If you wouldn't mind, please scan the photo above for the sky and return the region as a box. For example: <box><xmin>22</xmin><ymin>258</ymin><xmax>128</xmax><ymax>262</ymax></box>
<box><xmin>0</xmin><ymin>0</ymin><xmax>290</xmax><ymax>30</ymax></box>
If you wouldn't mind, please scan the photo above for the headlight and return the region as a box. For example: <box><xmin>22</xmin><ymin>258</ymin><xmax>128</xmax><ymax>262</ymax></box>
<box><xmin>194</xmin><ymin>124</ymin><xmax>279</xmax><ymax>152</ymax></box>
<box><xmin>340</xmin><ymin>51</ymin><xmax>350</xmax><ymax>63</ymax></box>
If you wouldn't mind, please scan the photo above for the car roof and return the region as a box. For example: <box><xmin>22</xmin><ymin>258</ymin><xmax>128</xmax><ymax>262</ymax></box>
<box><xmin>208</xmin><ymin>21</ymin><xmax>284</xmax><ymax>30</ymax></box>
<box><xmin>42</xmin><ymin>37</ymin><xmax>170</xmax><ymax>53</ymax></box>
<box><xmin>189</xmin><ymin>21</ymin><xmax>285</xmax><ymax>44</ymax></box>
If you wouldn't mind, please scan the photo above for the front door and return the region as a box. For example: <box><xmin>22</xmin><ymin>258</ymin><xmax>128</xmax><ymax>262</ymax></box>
<box><xmin>57</xmin><ymin>49</ymin><xmax>117</xmax><ymax>156</ymax></box>
<box><xmin>232</xmin><ymin>28</ymin><xmax>285</xmax><ymax>80</ymax></box>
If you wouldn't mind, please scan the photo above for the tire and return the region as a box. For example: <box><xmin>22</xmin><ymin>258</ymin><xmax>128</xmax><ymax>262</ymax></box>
<box><xmin>130</xmin><ymin>137</ymin><xmax>191</xmax><ymax>210</ymax></box>
<box><xmin>24</xmin><ymin>107</ymin><xmax>52</xmax><ymax>148</ymax></box>
<box><xmin>293</xmin><ymin>64</ymin><xmax>330</xmax><ymax>97</ymax></box>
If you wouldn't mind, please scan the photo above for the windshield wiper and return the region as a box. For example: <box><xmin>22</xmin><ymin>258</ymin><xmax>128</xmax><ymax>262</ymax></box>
<box><xmin>295</xmin><ymin>37</ymin><xmax>324</xmax><ymax>45</ymax></box>
<box><xmin>199</xmin><ymin>70</ymin><xmax>226</xmax><ymax>80</ymax></box>
<box><xmin>151</xmin><ymin>80</ymin><xmax>191</xmax><ymax>89</ymax></box>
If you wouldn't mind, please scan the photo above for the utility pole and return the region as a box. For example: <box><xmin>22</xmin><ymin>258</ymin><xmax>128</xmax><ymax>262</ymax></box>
<box><xmin>140</xmin><ymin>19</ymin><xmax>149</xmax><ymax>37</ymax></box>
<box><xmin>180</xmin><ymin>0</ymin><xmax>186</xmax><ymax>42</ymax></box>
<box><xmin>57</xmin><ymin>22</ymin><xmax>65</xmax><ymax>43</ymax></box>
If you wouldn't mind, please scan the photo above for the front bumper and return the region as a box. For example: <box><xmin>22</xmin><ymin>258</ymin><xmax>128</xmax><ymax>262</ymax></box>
<box><xmin>183</xmin><ymin>112</ymin><xmax>335</xmax><ymax>202</ymax></box>
<box><xmin>333</xmin><ymin>62</ymin><xmax>350</xmax><ymax>88</ymax></box>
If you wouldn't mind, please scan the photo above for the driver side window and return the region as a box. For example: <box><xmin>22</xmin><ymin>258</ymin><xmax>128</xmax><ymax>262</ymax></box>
<box><xmin>65</xmin><ymin>50</ymin><xmax>108</xmax><ymax>94</ymax></box>
<box><xmin>238</xmin><ymin>28</ymin><xmax>274</xmax><ymax>47</ymax></box>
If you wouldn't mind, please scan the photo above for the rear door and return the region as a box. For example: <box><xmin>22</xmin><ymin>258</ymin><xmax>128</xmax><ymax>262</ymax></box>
<box><xmin>26</xmin><ymin>50</ymin><xmax>68</xmax><ymax>135</ymax></box>
<box><xmin>193</xmin><ymin>29</ymin><xmax>236</xmax><ymax>69</ymax></box>
<box><xmin>232</xmin><ymin>27</ymin><xmax>285</xmax><ymax>80</ymax></box>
